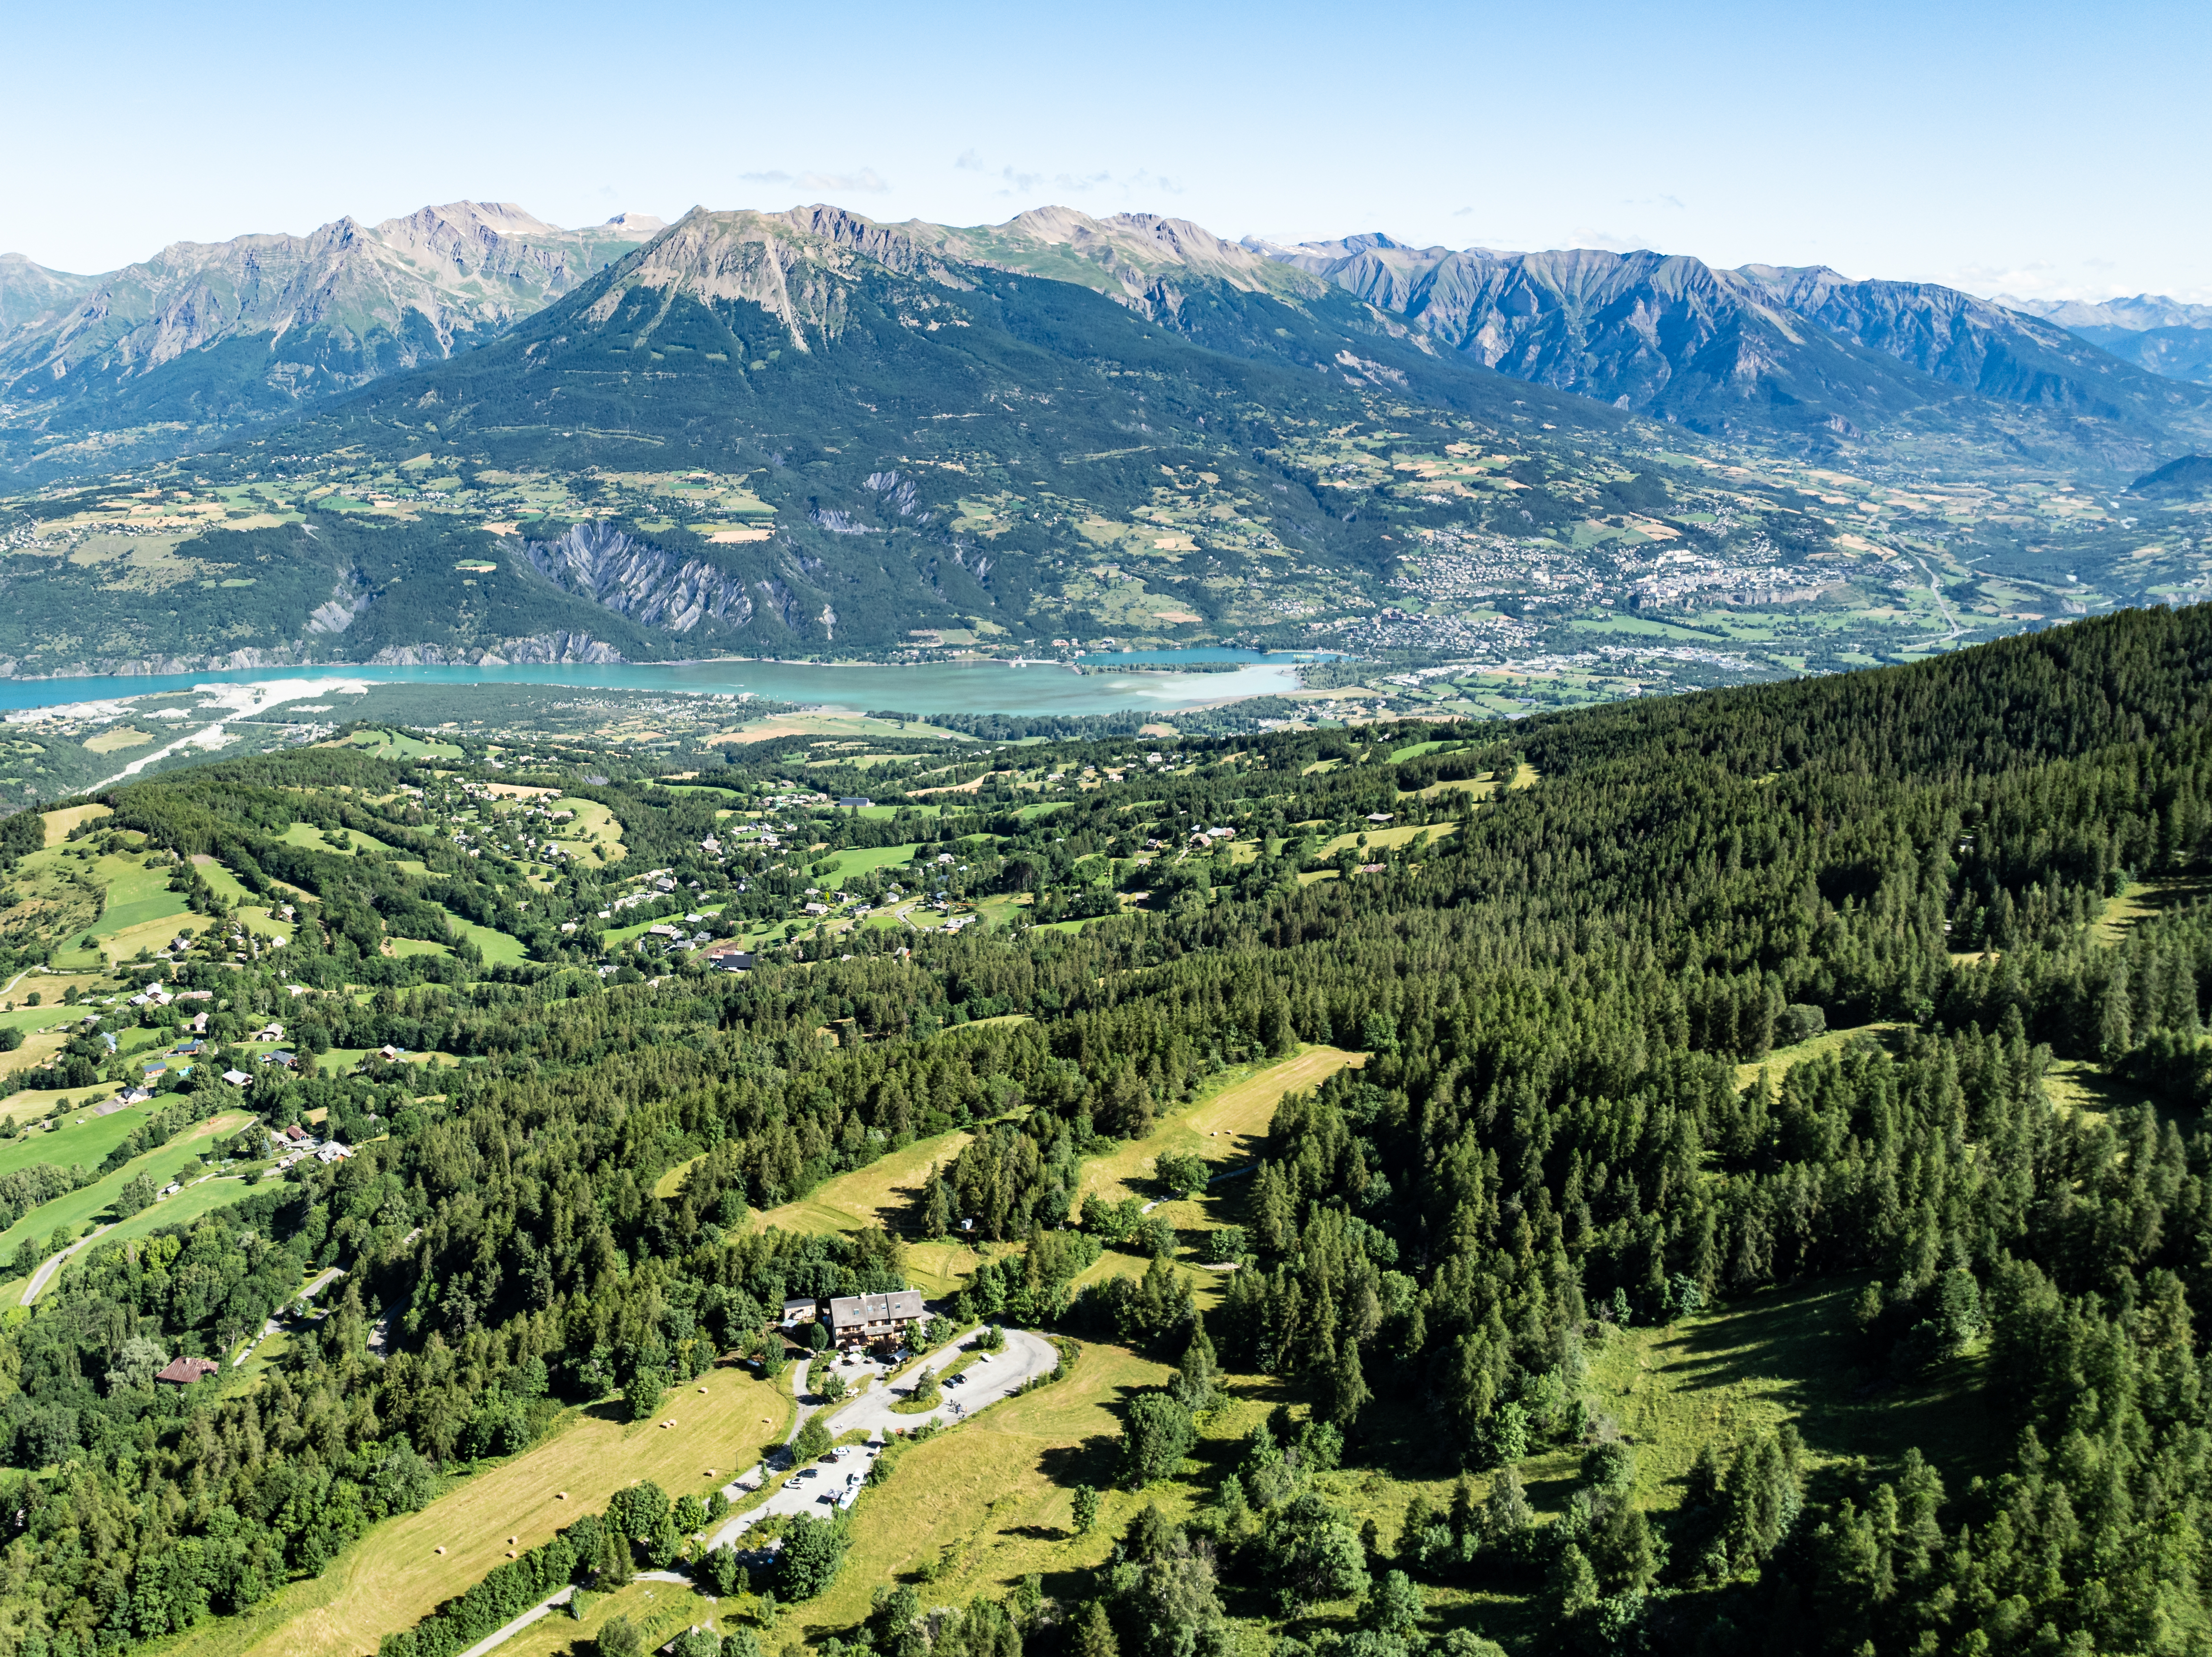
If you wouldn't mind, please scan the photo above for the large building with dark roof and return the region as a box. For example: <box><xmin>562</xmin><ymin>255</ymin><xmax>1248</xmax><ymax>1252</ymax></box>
<box><xmin>826</xmin><ymin>1289</ymin><xmax>925</xmax><ymax>1350</ymax></box>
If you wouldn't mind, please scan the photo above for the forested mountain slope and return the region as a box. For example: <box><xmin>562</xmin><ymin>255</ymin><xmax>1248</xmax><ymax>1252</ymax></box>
<box><xmin>0</xmin><ymin>606</ymin><xmax>2203</xmax><ymax>1654</ymax></box>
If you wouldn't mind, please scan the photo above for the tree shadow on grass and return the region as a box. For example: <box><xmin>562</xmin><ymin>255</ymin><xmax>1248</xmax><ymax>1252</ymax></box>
<box><xmin>1037</xmin><ymin>1434</ymin><xmax>1120</xmax><ymax>1489</ymax></box>
<box><xmin>1649</xmin><ymin>1276</ymin><xmax>2008</xmax><ymax>1488</ymax></box>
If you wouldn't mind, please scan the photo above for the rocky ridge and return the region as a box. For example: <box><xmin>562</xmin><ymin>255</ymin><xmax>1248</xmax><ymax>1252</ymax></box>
<box><xmin>1247</xmin><ymin>235</ymin><xmax>2212</xmax><ymax>461</ymax></box>
<box><xmin>0</xmin><ymin>203</ymin><xmax>666</xmax><ymax>476</ymax></box>
<box><xmin>0</xmin><ymin>253</ymin><xmax>103</xmax><ymax>335</ymax></box>
<box><xmin>518</xmin><ymin>522</ymin><xmax>754</xmax><ymax>634</ymax></box>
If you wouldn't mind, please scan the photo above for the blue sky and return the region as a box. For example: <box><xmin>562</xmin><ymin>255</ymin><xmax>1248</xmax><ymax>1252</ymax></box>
<box><xmin>8</xmin><ymin>0</ymin><xmax>2207</xmax><ymax>301</ymax></box>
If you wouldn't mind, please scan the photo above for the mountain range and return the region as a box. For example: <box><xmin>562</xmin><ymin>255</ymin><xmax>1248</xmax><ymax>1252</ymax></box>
<box><xmin>0</xmin><ymin>199</ymin><xmax>2207</xmax><ymax>678</ymax></box>
<box><xmin>1255</xmin><ymin>235</ymin><xmax>2211</xmax><ymax>465</ymax></box>
<box><xmin>2000</xmin><ymin>292</ymin><xmax>2212</xmax><ymax>387</ymax></box>
<box><xmin>0</xmin><ymin>203</ymin><xmax>664</xmax><ymax>478</ymax></box>
<box><xmin>5</xmin><ymin>201</ymin><xmax>2212</xmax><ymax>486</ymax></box>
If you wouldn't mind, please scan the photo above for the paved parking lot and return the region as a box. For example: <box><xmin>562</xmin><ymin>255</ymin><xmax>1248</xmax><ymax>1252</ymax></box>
<box><xmin>702</xmin><ymin>1327</ymin><xmax>1058</xmax><ymax>1556</ymax></box>
<box><xmin>828</xmin><ymin>1327</ymin><xmax>1057</xmax><ymax>1436</ymax></box>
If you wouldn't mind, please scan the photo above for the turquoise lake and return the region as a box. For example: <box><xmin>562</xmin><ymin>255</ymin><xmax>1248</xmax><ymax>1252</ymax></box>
<box><xmin>0</xmin><ymin>652</ymin><xmax>1317</xmax><ymax>716</ymax></box>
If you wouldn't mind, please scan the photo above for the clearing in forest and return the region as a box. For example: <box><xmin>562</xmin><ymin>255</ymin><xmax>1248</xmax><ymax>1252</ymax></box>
<box><xmin>1079</xmin><ymin>1043</ymin><xmax>1365</xmax><ymax>1206</ymax></box>
<box><xmin>160</xmin><ymin>1365</ymin><xmax>794</xmax><ymax>1657</ymax></box>
<box><xmin>1732</xmin><ymin>1021</ymin><xmax>1906</xmax><ymax>1094</ymax></box>
<box><xmin>2090</xmin><ymin>874</ymin><xmax>2212</xmax><ymax>948</ymax></box>
<box><xmin>747</xmin><ymin>1128</ymin><xmax>979</xmax><ymax>1294</ymax></box>
<box><xmin>39</xmin><ymin>804</ymin><xmax>111</xmax><ymax>845</ymax></box>
<box><xmin>802</xmin><ymin>1337</ymin><xmax>1172</xmax><ymax>1636</ymax></box>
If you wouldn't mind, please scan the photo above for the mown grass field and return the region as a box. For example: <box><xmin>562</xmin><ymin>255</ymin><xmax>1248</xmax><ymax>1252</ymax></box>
<box><xmin>818</xmin><ymin>842</ymin><xmax>923</xmax><ymax>888</ymax></box>
<box><xmin>328</xmin><ymin>729</ymin><xmax>464</xmax><ymax>762</ymax></box>
<box><xmin>1078</xmin><ymin>1045</ymin><xmax>1364</xmax><ymax>1206</ymax></box>
<box><xmin>552</xmin><ymin>797</ymin><xmax>624</xmax><ymax>865</ymax></box>
<box><xmin>155</xmin><ymin>1364</ymin><xmax>794</xmax><ymax>1657</ymax></box>
<box><xmin>91</xmin><ymin>1174</ymin><xmax>260</xmax><ymax>1250</ymax></box>
<box><xmin>1730</xmin><ymin>1021</ymin><xmax>1906</xmax><ymax>1094</ymax></box>
<box><xmin>0</xmin><ymin>1108</ymin><xmax>252</xmax><ymax>1268</ymax></box>
<box><xmin>84</xmin><ymin>853</ymin><xmax>183</xmax><ymax>934</ymax></box>
<box><xmin>39</xmin><ymin>804</ymin><xmax>111</xmax><ymax>845</ymax></box>
<box><xmin>748</xmin><ymin>1128</ymin><xmax>980</xmax><ymax>1295</ymax></box>
<box><xmin>434</xmin><ymin>905</ymin><xmax>530</xmax><ymax>966</ymax></box>
<box><xmin>3</xmin><ymin>1175</ymin><xmax>267</xmax><ymax>1311</ymax></box>
<box><xmin>192</xmin><ymin>860</ymin><xmax>295</xmax><ymax>939</ymax></box>
<box><xmin>0</xmin><ymin>999</ymin><xmax>97</xmax><ymax>1033</ymax></box>
<box><xmin>0</xmin><ymin>1078</ymin><xmax>127</xmax><ymax>1130</ymax></box>
<box><xmin>276</xmin><ymin>823</ymin><xmax>418</xmax><ymax>862</ymax></box>
<box><xmin>801</xmin><ymin>1337</ymin><xmax>1172</xmax><ymax>1639</ymax></box>
<box><xmin>0</xmin><ymin>1099</ymin><xmax>157</xmax><ymax>1177</ymax></box>
<box><xmin>495</xmin><ymin>1575</ymin><xmax>716</xmax><ymax>1657</ymax></box>
<box><xmin>1317</xmin><ymin>822</ymin><xmax>1458</xmax><ymax>859</ymax></box>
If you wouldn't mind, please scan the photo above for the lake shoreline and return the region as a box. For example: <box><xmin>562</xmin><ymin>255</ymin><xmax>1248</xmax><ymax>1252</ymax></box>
<box><xmin>0</xmin><ymin>646</ymin><xmax>1325</xmax><ymax>683</ymax></box>
<box><xmin>0</xmin><ymin>654</ymin><xmax>1315</xmax><ymax>720</ymax></box>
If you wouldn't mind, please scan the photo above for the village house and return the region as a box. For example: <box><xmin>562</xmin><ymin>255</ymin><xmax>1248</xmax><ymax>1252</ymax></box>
<box><xmin>155</xmin><ymin>1356</ymin><xmax>218</xmax><ymax>1386</ymax></box>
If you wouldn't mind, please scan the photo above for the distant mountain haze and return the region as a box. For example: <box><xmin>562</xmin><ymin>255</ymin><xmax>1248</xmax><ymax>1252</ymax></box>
<box><xmin>2000</xmin><ymin>294</ymin><xmax>2212</xmax><ymax>388</ymax></box>
<box><xmin>0</xmin><ymin>253</ymin><xmax>104</xmax><ymax>335</ymax></box>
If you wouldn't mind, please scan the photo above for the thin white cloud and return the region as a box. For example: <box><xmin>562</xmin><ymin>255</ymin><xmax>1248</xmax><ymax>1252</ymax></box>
<box><xmin>959</xmin><ymin>154</ymin><xmax>1180</xmax><ymax>200</ymax></box>
<box><xmin>739</xmin><ymin>167</ymin><xmax>890</xmax><ymax>195</ymax></box>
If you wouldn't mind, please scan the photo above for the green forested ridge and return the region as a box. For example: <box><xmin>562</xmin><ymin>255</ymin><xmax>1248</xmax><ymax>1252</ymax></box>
<box><xmin>0</xmin><ymin>609</ymin><xmax>2203</xmax><ymax>1655</ymax></box>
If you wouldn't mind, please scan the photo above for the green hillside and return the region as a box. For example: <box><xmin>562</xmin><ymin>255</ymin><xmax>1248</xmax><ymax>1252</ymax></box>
<box><xmin>0</xmin><ymin>606</ymin><xmax>2198</xmax><ymax>1655</ymax></box>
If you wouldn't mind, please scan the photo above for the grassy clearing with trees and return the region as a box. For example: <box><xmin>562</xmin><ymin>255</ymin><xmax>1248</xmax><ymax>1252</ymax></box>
<box><xmin>158</xmin><ymin>1362</ymin><xmax>791</xmax><ymax>1657</ymax></box>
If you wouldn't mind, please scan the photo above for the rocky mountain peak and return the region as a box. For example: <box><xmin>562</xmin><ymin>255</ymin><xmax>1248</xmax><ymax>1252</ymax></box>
<box><xmin>2003</xmin><ymin>293</ymin><xmax>2212</xmax><ymax>332</ymax></box>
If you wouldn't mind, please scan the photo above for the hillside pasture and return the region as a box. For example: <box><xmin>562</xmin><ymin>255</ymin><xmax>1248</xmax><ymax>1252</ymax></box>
<box><xmin>163</xmin><ymin>1364</ymin><xmax>792</xmax><ymax>1657</ymax></box>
